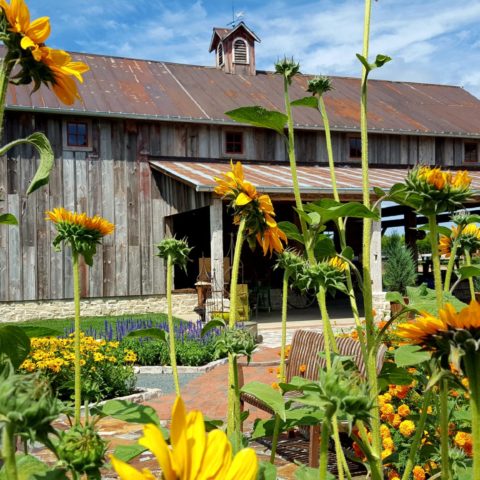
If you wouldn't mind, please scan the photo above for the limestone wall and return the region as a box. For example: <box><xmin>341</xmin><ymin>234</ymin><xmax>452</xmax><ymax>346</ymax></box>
<box><xmin>0</xmin><ymin>293</ymin><xmax>198</xmax><ymax>323</ymax></box>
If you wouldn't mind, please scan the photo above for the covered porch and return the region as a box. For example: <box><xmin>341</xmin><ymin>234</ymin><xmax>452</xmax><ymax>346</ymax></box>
<box><xmin>149</xmin><ymin>159</ymin><xmax>480</xmax><ymax>318</ymax></box>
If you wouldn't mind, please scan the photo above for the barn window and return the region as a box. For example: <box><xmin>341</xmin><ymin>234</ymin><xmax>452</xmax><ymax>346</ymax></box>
<box><xmin>217</xmin><ymin>43</ymin><xmax>224</xmax><ymax>66</ymax></box>
<box><xmin>349</xmin><ymin>136</ymin><xmax>362</xmax><ymax>159</ymax></box>
<box><xmin>66</xmin><ymin>121</ymin><xmax>88</xmax><ymax>147</ymax></box>
<box><xmin>464</xmin><ymin>142</ymin><xmax>478</xmax><ymax>163</ymax></box>
<box><xmin>62</xmin><ymin>119</ymin><xmax>92</xmax><ymax>151</ymax></box>
<box><xmin>225</xmin><ymin>131</ymin><xmax>244</xmax><ymax>154</ymax></box>
<box><xmin>233</xmin><ymin>38</ymin><xmax>248</xmax><ymax>64</ymax></box>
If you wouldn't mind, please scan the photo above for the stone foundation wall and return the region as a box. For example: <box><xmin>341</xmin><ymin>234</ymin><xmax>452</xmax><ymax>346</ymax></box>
<box><xmin>0</xmin><ymin>293</ymin><xmax>198</xmax><ymax>323</ymax></box>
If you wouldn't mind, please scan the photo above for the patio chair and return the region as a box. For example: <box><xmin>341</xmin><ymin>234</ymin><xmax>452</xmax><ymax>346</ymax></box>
<box><xmin>238</xmin><ymin>329</ymin><xmax>387</xmax><ymax>468</ymax></box>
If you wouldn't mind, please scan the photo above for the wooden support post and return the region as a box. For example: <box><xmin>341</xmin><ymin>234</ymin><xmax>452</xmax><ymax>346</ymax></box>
<box><xmin>404</xmin><ymin>209</ymin><xmax>418</xmax><ymax>266</ymax></box>
<box><xmin>210</xmin><ymin>198</ymin><xmax>224</xmax><ymax>300</ymax></box>
<box><xmin>370</xmin><ymin>210</ymin><xmax>382</xmax><ymax>295</ymax></box>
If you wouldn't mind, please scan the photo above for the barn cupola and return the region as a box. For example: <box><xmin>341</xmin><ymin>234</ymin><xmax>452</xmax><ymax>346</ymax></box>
<box><xmin>208</xmin><ymin>22</ymin><xmax>260</xmax><ymax>76</ymax></box>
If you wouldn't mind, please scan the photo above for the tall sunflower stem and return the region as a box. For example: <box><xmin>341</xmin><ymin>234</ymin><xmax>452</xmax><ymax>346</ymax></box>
<box><xmin>443</xmin><ymin>243</ymin><xmax>459</xmax><ymax>293</ymax></box>
<box><xmin>270</xmin><ymin>415</ymin><xmax>282</xmax><ymax>464</ymax></box>
<box><xmin>319</xmin><ymin>96</ymin><xmax>363</xmax><ymax>334</ymax></box>
<box><xmin>464</xmin><ymin>250</ymin><xmax>476</xmax><ymax>302</ymax></box>
<box><xmin>439</xmin><ymin>379</ymin><xmax>451</xmax><ymax>480</ymax></box>
<box><xmin>227</xmin><ymin>216</ymin><xmax>246</xmax><ymax>449</ymax></box>
<box><xmin>401</xmin><ymin>390</ymin><xmax>433</xmax><ymax>480</ymax></box>
<box><xmin>0</xmin><ymin>53</ymin><xmax>14</xmax><ymax>140</ymax></box>
<box><xmin>72</xmin><ymin>250</ymin><xmax>82</xmax><ymax>425</ymax></box>
<box><xmin>166</xmin><ymin>254</ymin><xmax>180</xmax><ymax>396</ymax></box>
<box><xmin>427</xmin><ymin>215</ymin><xmax>444</xmax><ymax>310</ymax></box>
<box><xmin>270</xmin><ymin>270</ymin><xmax>290</xmax><ymax>464</ymax></box>
<box><xmin>319</xmin><ymin>420</ymin><xmax>331</xmax><ymax>480</ymax></box>
<box><xmin>318</xmin><ymin>285</ymin><xmax>334</xmax><ymax>368</ymax></box>
<box><xmin>279</xmin><ymin>270</ymin><xmax>289</xmax><ymax>382</ymax></box>
<box><xmin>2</xmin><ymin>423</ymin><xmax>18</xmax><ymax>480</ymax></box>
<box><xmin>358</xmin><ymin>0</ymin><xmax>382</xmax><ymax>474</ymax></box>
<box><xmin>464</xmin><ymin>353</ymin><xmax>480</xmax><ymax>479</ymax></box>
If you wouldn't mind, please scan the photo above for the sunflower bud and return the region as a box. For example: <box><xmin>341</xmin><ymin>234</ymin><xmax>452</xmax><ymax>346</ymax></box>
<box><xmin>57</xmin><ymin>422</ymin><xmax>107</xmax><ymax>478</ymax></box>
<box><xmin>274</xmin><ymin>57</ymin><xmax>300</xmax><ymax>85</ymax></box>
<box><xmin>0</xmin><ymin>369</ymin><xmax>61</xmax><ymax>438</ymax></box>
<box><xmin>307</xmin><ymin>76</ymin><xmax>333</xmax><ymax>96</ymax></box>
<box><xmin>155</xmin><ymin>237</ymin><xmax>192</xmax><ymax>272</ymax></box>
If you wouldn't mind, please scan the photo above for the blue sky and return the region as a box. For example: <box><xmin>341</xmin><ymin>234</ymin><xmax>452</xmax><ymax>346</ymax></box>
<box><xmin>28</xmin><ymin>0</ymin><xmax>480</xmax><ymax>98</ymax></box>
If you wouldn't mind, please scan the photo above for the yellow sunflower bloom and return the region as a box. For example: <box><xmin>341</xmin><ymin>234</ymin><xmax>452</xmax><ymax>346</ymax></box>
<box><xmin>396</xmin><ymin>311</ymin><xmax>449</xmax><ymax>344</ymax></box>
<box><xmin>111</xmin><ymin>397</ymin><xmax>258</xmax><ymax>480</ymax></box>
<box><xmin>452</xmin><ymin>170</ymin><xmax>472</xmax><ymax>190</ymax></box>
<box><xmin>37</xmin><ymin>47</ymin><xmax>89</xmax><ymax>105</ymax></box>
<box><xmin>46</xmin><ymin>208</ymin><xmax>114</xmax><ymax>237</ymax></box>
<box><xmin>213</xmin><ymin>161</ymin><xmax>244</xmax><ymax>197</ymax></box>
<box><xmin>328</xmin><ymin>256</ymin><xmax>348</xmax><ymax>272</ymax></box>
<box><xmin>256</xmin><ymin>225</ymin><xmax>287</xmax><ymax>257</ymax></box>
<box><xmin>0</xmin><ymin>0</ymin><xmax>51</xmax><ymax>60</ymax></box>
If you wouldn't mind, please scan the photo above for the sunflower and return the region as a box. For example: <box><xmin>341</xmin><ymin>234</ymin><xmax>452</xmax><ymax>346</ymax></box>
<box><xmin>37</xmin><ymin>47</ymin><xmax>89</xmax><ymax>105</ymax></box>
<box><xmin>46</xmin><ymin>207</ymin><xmax>114</xmax><ymax>265</ymax></box>
<box><xmin>438</xmin><ymin>223</ymin><xmax>480</xmax><ymax>256</ymax></box>
<box><xmin>214</xmin><ymin>161</ymin><xmax>287</xmax><ymax>256</ymax></box>
<box><xmin>0</xmin><ymin>0</ymin><xmax>51</xmax><ymax>60</ymax></box>
<box><xmin>111</xmin><ymin>397</ymin><xmax>258</xmax><ymax>480</ymax></box>
<box><xmin>328</xmin><ymin>256</ymin><xmax>349</xmax><ymax>272</ymax></box>
<box><xmin>256</xmin><ymin>225</ymin><xmax>287</xmax><ymax>256</ymax></box>
<box><xmin>400</xmin><ymin>166</ymin><xmax>472</xmax><ymax>215</ymax></box>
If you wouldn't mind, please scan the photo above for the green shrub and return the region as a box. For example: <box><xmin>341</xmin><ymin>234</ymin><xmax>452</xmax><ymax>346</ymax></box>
<box><xmin>120</xmin><ymin>337</ymin><xmax>219</xmax><ymax>367</ymax></box>
<box><xmin>383</xmin><ymin>233</ymin><xmax>418</xmax><ymax>295</ymax></box>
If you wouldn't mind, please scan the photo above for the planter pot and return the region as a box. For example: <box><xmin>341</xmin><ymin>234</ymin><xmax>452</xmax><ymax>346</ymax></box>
<box><xmin>475</xmin><ymin>292</ymin><xmax>480</xmax><ymax>303</ymax></box>
<box><xmin>390</xmin><ymin>296</ymin><xmax>413</xmax><ymax>319</ymax></box>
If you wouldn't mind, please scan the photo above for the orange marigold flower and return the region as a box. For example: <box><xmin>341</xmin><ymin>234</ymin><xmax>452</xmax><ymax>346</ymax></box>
<box><xmin>412</xmin><ymin>466</ymin><xmax>426</xmax><ymax>480</ymax></box>
<box><xmin>454</xmin><ymin>431</ymin><xmax>473</xmax><ymax>456</ymax></box>
<box><xmin>389</xmin><ymin>414</ymin><xmax>402</xmax><ymax>429</ymax></box>
<box><xmin>271</xmin><ymin>382</ymin><xmax>279</xmax><ymax>390</ymax></box>
<box><xmin>299</xmin><ymin>364</ymin><xmax>307</xmax><ymax>373</ymax></box>
<box><xmin>399</xmin><ymin>420</ymin><xmax>415</xmax><ymax>437</ymax></box>
<box><xmin>398</xmin><ymin>404</ymin><xmax>411</xmax><ymax>418</ymax></box>
<box><xmin>388</xmin><ymin>470</ymin><xmax>401</xmax><ymax>480</ymax></box>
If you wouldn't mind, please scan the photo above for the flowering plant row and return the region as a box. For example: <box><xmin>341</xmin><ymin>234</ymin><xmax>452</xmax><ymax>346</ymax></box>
<box><xmin>20</xmin><ymin>335</ymin><xmax>137</xmax><ymax>403</ymax></box>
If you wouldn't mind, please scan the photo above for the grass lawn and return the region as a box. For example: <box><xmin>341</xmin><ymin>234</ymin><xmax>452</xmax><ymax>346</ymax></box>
<box><xmin>7</xmin><ymin>312</ymin><xmax>185</xmax><ymax>338</ymax></box>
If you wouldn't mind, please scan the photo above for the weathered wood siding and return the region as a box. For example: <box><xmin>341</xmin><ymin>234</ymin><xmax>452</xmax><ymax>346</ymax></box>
<box><xmin>0</xmin><ymin>110</ymin><xmax>474</xmax><ymax>302</ymax></box>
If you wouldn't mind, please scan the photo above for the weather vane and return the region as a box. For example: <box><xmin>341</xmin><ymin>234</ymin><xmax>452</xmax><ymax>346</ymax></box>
<box><xmin>227</xmin><ymin>2</ymin><xmax>245</xmax><ymax>27</ymax></box>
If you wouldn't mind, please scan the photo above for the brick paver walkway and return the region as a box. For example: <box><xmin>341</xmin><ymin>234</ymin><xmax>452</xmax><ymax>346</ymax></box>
<box><xmin>146</xmin><ymin>346</ymin><xmax>280</xmax><ymax>425</ymax></box>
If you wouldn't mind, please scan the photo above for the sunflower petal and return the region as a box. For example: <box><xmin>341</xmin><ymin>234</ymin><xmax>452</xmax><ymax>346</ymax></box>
<box><xmin>226</xmin><ymin>448</ymin><xmax>258</xmax><ymax>480</ymax></box>
<box><xmin>138</xmin><ymin>424</ymin><xmax>176</xmax><ymax>480</ymax></box>
<box><xmin>110</xmin><ymin>456</ymin><xmax>154</xmax><ymax>480</ymax></box>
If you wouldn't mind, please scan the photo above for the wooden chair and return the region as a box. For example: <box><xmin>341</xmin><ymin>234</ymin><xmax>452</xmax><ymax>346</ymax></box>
<box><xmin>238</xmin><ymin>329</ymin><xmax>387</xmax><ymax>467</ymax></box>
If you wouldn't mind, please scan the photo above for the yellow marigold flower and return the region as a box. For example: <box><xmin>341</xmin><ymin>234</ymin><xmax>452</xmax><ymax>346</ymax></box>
<box><xmin>381</xmin><ymin>448</ymin><xmax>393</xmax><ymax>460</ymax></box>
<box><xmin>0</xmin><ymin>0</ymin><xmax>50</xmax><ymax>60</ymax></box>
<box><xmin>399</xmin><ymin>420</ymin><xmax>415</xmax><ymax>437</ymax></box>
<box><xmin>412</xmin><ymin>466</ymin><xmax>426</xmax><ymax>480</ymax></box>
<box><xmin>397</xmin><ymin>404</ymin><xmax>411</xmax><ymax>418</ymax></box>
<box><xmin>380</xmin><ymin>424</ymin><xmax>391</xmax><ymax>438</ymax></box>
<box><xmin>382</xmin><ymin>437</ymin><xmax>394</xmax><ymax>451</ymax></box>
<box><xmin>111</xmin><ymin>397</ymin><xmax>258</xmax><ymax>480</ymax></box>
<box><xmin>328</xmin><ymin>256</ymin><xmax>348</xmax><ymax>272</ymax></box>
<box><xmin>380</xmin><ymin>403</ymin><xmax>394</xmax><ymax>419</ymax></box>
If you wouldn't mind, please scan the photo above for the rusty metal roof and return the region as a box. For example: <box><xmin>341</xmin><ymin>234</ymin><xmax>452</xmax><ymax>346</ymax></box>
<box><xmin>149</xmin><ymin>160</ymin><xmax>480</xmax><ymax>196</ymax></box>
<box><xmin>5</xmin><ymin>49</ymin><xmax>480</xmax><ymax>138</ymax></box>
